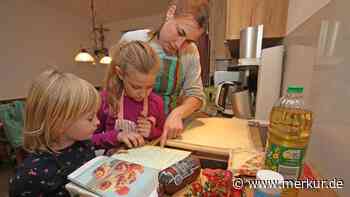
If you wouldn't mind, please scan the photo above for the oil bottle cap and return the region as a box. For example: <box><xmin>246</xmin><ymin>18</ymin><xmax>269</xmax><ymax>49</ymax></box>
<box><xmin>256</xmin><ymin>170</ymin><xmax>284</xmax><ymax>194</ymax></box>
<box><xmin>287</xmin><ymin>86</ymin><xmax>304</xmax><ymax>94</ymax></box>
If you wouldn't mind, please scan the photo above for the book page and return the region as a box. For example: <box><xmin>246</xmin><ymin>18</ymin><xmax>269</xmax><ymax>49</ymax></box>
<box><xmin>68</xmin><ymin>156</ymin><xmax>108</xmax><ymax>181</ymax></box>
<box><xmin>112</xmin><ymin>145</ymin><xmax>191</xmax><ymax>170</ymax></box>
<box><xmin>66</xmin><ymin>182</ymin><xmax>159</xmax><ymax>197</ymax></box>
<box><xmin>68</xmin><ymin>156</ymin><xmax>158</xmax><ymax>197</ymax></box>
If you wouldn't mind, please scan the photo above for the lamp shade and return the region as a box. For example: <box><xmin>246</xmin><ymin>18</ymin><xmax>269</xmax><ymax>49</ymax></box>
<box><xmin>99</xmin><ymin>55</ymin><xmax>112</xmax><ymax>64</ymax></box>
<box><xmin>74</xmin><ymin>49</ymin><xmax>94</xmax><ymax>62</ymax></box>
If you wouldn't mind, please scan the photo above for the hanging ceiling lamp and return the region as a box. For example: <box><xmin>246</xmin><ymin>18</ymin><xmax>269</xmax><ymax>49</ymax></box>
<box><xmin>99</xmin><ymin>55</ymin><xmax>112</xmax><ymax>64</ymax></box>
<box><xmin>74</xmin><ymin>48</ymin><xmax>94</xmax><ymax>62</ymax></box>
<box><xmin>74</xmin><ymin>0</ymin><xmax>112</xmax><ymax>64</ymax></box>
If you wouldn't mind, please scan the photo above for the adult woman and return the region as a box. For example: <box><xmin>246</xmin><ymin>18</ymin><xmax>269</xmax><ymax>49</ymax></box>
<box><xmin>118</xmin><ymin>0</ymin><xmax>209</xmax><ymax>146</ymax></box>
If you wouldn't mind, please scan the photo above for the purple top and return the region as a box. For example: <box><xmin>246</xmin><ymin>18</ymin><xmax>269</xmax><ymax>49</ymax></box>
<box><xmin>92</xmin><ymin>90</ymin><xmax>165</xmax><ymax>148</ymax></box>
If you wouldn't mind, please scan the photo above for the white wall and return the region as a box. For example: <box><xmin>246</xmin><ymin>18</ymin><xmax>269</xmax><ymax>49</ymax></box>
<box><xmin>284</xmin><ymin>0</ymin><xmax>349</xmax><ymax>196</ymax></box>
<box><xmin>0</xmin><ymin>0</ymin><xmax>106</xmax><ymax>100</ymax></box>
<box><xmin>105</xmin><ymin>14</ymin><xmax>163</xmax><ymax>48</ymax></box>
<box><xmin>0</xmin><ymin>1</ymin><xmax>163</xmax><ymax>101</ymax></box>
<box><xmin>286</xmin><ymin>0</ymin><xmax>331</xmax><ymax>34</ymax></box>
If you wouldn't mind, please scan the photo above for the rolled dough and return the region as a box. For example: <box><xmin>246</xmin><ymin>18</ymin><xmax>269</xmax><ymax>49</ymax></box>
<box><xmin>166</xmin><ymin>118</ymin><xmax>255</xmax><ymax>155</ymax></box>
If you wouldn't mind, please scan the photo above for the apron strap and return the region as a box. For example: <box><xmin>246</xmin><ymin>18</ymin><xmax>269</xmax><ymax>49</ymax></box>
<box><xmin>141</xmin><ymin>96</ymin><xmax>148</xmax><ymax>117</ymax></box>
<box><xmin>117</xmin><ymin>91</ymin><xmax>124</xmax><ymax>120</ymax></box>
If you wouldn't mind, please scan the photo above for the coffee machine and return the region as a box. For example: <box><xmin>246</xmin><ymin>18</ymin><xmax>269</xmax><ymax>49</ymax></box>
<box><xmin>215</xmin><ymin>64</ymin><xmax>257</xmax><ymax>118</ymax></box>
<box><xmin>216</xmin><ymin>25</ymin><xmax>284</xmax><ymax>121</ymax></box>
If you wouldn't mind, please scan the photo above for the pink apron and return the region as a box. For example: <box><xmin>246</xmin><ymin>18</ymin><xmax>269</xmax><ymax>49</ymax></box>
<box><xmin>115</xmin><ymin>91</ymin><xmax>155</xmax><ymax>132</ymax></box>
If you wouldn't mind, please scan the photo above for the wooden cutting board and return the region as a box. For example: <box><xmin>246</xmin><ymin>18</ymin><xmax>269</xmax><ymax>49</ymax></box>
<box><xmin>166</xmin><ymin>118</ymin><xmax>256</xmax><ymax>156</ymax></box>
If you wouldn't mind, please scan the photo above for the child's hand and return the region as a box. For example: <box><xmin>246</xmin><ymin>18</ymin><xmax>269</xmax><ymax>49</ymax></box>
<box><xmin>136</xmin><ymin>117</ymin><xmax>152</xmax><ymax>138</ymax></box>
<box><xmin>117</xmin><ymin>130</ymin><xmax>145</xmax><ymax>148</ymax></box>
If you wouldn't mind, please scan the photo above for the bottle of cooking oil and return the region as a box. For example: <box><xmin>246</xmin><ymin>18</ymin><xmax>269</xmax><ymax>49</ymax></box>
<box><xmin>264</xmin><ymin>86</ymin><xmax>313</xmax><ymax>197</ymax></box>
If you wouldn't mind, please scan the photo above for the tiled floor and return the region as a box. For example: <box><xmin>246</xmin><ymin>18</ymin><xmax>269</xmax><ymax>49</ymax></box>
<box><xmin>0</xmin><ymin>166</ymin><xmax>14</xmax><ymax>197</ymax></box>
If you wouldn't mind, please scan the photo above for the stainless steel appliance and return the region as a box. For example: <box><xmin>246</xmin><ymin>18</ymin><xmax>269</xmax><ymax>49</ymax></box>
<box><xmin>215</xmin><ymin>81</ymin><xmax>239</xmax><ymax>116</ymax></box>
<box><xmin>239</xmin><ymin>25</ymin><xmax>263</xmax><ymax>65</ymax></box>
<box><xmin>216</xmin><ymin>25</ymin><xmax>284</xmax><ymax>120</ymax></box>
<box><xmin>231</xmin><ymin>89</ymin><xmax>252</xmax><ymax>119</ymax></box>
<box><xmin>214</xmin><ymin>70</ymin><xmax>254</xmax><ymax>118</ymax></box>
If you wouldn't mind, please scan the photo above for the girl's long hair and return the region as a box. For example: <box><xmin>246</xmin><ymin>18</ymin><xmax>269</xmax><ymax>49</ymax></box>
<box><xmin>104</xmin><ymin>41</ymin><xmax>160</xmax><ymax>115</ymax></box>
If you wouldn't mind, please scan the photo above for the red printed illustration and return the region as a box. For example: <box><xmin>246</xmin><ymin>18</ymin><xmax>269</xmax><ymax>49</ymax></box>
<box><xmin>115</xmin><ymin>185</ymin><xmax>130</xmax><ymax>195</ymax></box>
<box><xmin>128</xmin><ymin>163</ymin><xmax>144</xmax><ymax>173</ymax></box>
<box><xmin>114</xmin><ymin>161</ymin><xmax>128</xmax><ymax>173</ymax></box>
<box><xmin>93</xmin><ymin>163</ymin><xmax>111</xmax><ymax>180</ymax></box>
<box><xmin>90</xmin><ymin>160</ymin><xmax>145</xmax><ymax>196</ymax></box>
<box><xmin>98</xmin><ymin>180</ymin><xmax>112</xmax><ymax>191</ymax></box>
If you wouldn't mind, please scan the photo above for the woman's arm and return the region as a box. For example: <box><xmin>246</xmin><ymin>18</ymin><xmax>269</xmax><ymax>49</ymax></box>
<box><xmin>160</xmin><ymin>97</ymin><xmax>202</xmax><ymax>146</ymax></box>
<box><xmin>171</xmin><ymin>96</ymin><xmax>202</xmax><ymax>119</ymax></box>
<box><xmin>179</xmin><ymin>43</ymin><xmax>206</xmax><ymax>112</ymax></box>
<box><xmin>160</xmin><ymin>44</ymin><xmax>205</xmax><ymax>146</ymax></box>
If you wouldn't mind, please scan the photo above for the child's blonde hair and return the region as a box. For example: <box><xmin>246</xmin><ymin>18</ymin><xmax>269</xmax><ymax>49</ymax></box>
<box><xmin>105</xmin><ymin>41</ymin><xmax>160</xmax><ymax>114</ymax></box>
<box><xmin>23</xmin><ymin>69</ymin><xmax>100</xmax><ymax>153</ymax></box>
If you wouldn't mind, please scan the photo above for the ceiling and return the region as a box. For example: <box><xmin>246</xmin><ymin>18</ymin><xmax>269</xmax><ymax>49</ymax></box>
<box><xmin>39</xmin><ymin>0</ymin><xmax>169</xmax><ymax>24</ymax></box>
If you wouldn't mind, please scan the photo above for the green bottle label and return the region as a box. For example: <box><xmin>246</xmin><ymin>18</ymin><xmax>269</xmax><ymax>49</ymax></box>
<box><xmin>265</xmin><ymin>142</ymin><xmax>306</xmax><ymax>180</ymax></box>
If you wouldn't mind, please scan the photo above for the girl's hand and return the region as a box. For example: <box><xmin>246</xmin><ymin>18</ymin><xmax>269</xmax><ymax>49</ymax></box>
<box><xmin>117</xmin><ymin>130</ymin><xmax>145</xmax><ymax>148</ymax></box>
<box><xmin>136</xmin><ymin>117</ymin><xmax>152</xmax><ymax>138</ymax></box>
<box><xmin>160</xmin><ymin>111</ymin><xmax>183</xmax><ymax>146</ymax></box>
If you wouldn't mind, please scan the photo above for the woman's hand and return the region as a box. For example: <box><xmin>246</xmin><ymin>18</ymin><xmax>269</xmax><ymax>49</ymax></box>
<box><xmin>160</xmin><ymin>110</ymin><xmax>184</xmax><ymax>146</ymax></box>
<box><xmin>117</xmin><ymin>130</ymin><xmax>145</xmax><ymax>148</ymax></box>
<box><xmin>136</xmin><ymin>117</ymin><xmax>152</xmax><ymax>138</ymax></box>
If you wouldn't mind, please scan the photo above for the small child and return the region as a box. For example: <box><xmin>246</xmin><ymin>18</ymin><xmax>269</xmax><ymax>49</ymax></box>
<box><xmin>92</xmin><ymin>41</ymin><xmax>165</xmax><ymax>149</ymax></box>
<box><xmin>9</xmin><ymin>69</ymin><xmax>100</xmax><ymax>197</ymax></box>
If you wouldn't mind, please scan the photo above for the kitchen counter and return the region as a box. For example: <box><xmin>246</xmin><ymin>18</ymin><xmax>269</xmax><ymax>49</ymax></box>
<box><xmin>167</xmin><ymin>117</ymin><xmax>339</xmax><ymax>197</ymax></box>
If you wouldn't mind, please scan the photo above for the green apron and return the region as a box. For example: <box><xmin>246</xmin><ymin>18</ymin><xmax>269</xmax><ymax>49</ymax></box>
<box><xmin>154</xmin><ymin>53</ymin><xmax>185</xmax><ymax>114</ymax></box>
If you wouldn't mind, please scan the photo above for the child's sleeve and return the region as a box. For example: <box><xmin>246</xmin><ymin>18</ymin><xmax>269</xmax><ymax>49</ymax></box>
<box><xmin>91</xmin><ymin>91</ymin><xmax>119</xmax><ymax>148</ymax></box>
<box><xmin>147</xmin><ymin>94</ymin><xmax>166</xmax><ymax>140</ymax></box>
<box><xmin>9</xmin><ymin>173</ymin><xmax>44</xmax><ymax>197</ymax></box>
<box><xmin>9</xmin><ymin>160</ymin><xmax>69</xmax><ymax>197</ymax></box>
<box><xmin>92</xmin><ymin>128</ymin><xmax>119</xmax><ymax>148</ymax></box>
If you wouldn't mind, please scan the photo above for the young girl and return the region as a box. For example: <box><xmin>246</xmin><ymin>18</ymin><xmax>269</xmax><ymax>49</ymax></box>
<box><xmin>92</xmin><ymin>41</ymin><xmax>165</xmax><ymax>149</ymax></box>
<box><xmin>9</xmin><ymin>70</ymin><xmax>100</xmax><ymax>197</ymax></box>
<box><xmin>119</xmin><ymin>0</ymin><xmax>209</xmax><ymax>146</ymax></box>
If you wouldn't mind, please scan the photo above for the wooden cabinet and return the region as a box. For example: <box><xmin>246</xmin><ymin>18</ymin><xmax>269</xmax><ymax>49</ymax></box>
<box><xmin>225</xmin><ymin>0</ymin><xmax>289</xmax><ymax>39</ymax></box>
<box><xmin>209</xmin><ymin>0</ymin><xmax>289</xmax><ymax>70</ymax></box>
<box><xmin>209</xmin><ymin>0</ymin><xmax>231</xmax><ymax>72</ymax></box>
<box><xmin>209</xmin><ymin>0</ymin><xmax>230</xmax><ymax>58</ymax></box>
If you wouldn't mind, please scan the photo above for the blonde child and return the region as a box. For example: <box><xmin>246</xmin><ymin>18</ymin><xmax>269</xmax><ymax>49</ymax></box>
<box><xmin>92</xmin><ymin>41</ymin><xmax>165</xmax><ymax>149</ymax></box>
<box><xmin>9</xmin><ymin>70</ymin><xmax>100</xmax><ymax>197</ymax></box>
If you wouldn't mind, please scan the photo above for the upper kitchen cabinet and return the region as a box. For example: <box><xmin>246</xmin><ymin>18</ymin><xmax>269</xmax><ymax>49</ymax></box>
<box><xmin>209</xmin><ymin>0</ymin><xmax>230</xmax><ymax>60</ymax></box>
<box><xmin>225</xmin><ymin>0</ymin><xmax>289</xmax><ymax>39</ymax></box>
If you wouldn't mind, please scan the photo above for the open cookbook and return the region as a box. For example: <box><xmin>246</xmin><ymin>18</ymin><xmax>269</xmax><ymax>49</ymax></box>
<box><xmin>67</xmin><ymin>145</ymin><xmax>192</xmax><ymax>197</ymax></box>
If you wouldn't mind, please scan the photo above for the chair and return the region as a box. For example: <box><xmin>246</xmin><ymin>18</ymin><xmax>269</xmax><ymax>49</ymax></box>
<box><xmin>0</xmin><ymin>100</ymin><xmax>27</xmax><ymax>166</ymax></box>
